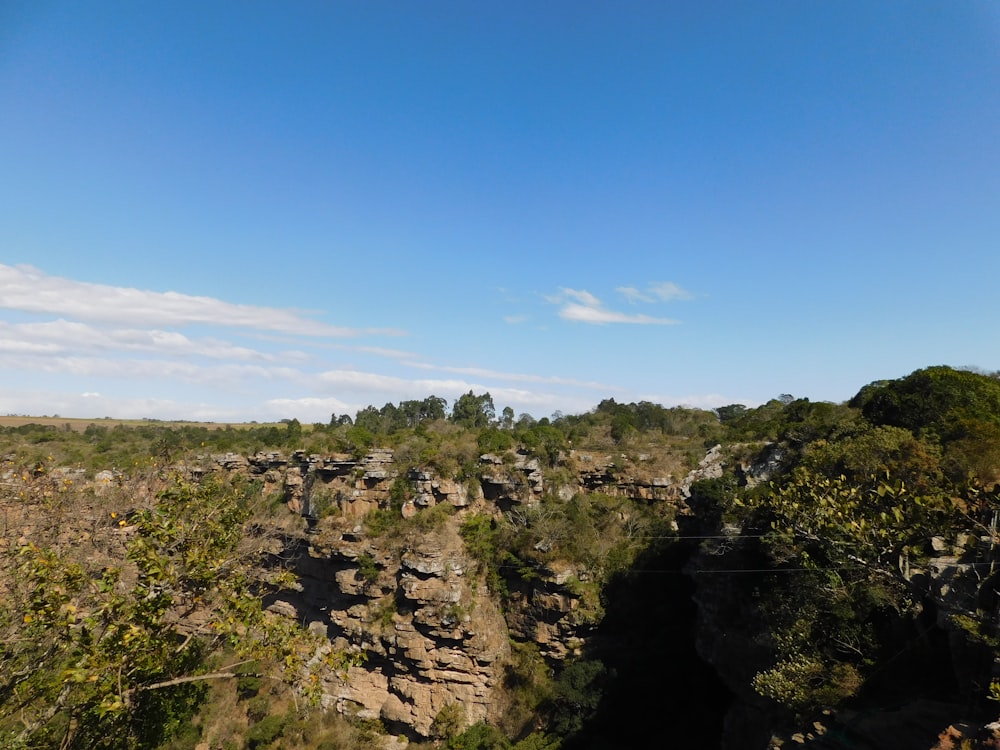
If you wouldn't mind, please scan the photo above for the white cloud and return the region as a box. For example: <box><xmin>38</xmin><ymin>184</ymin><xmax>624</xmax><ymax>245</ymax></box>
<box><xmin>318</xmin><ymin>369</ymin><xmax>473</xmax><ymax>396</ymax></box>
<box><xmin>504</xmin><ymin>314</ymin><xmax>529</xmax><ymax>324</ymax></box>
<box><xmin>0</xmin><ymin>353</ymin><xmax>305</xmax><ymax>386</ymax></box>
<box><xmin>0</xmin><ymin>266</ymin><xmax>709</xmax><ymax>423</ymax></box>
<box><xmin>559</xmin><ymin>288</ymin><xmax>603</xmax><ymax>307</ymax></box>
<box><xmin>550</xmin><ymin>288</ymin><xmax>677</xmax><ymax>325</ymax></box>
<box><xmin>401</xmin><ymin>360</ymin><xmax>614</xmax><ymax>390</ymax></box>
<box><xmin>0</xmin><ymin>338</ymin><xmax>64</xmax><ymax>354</ymax></box>
<box><xmin>0</xmin><ymin>264</ymin><xmax>401</xmax><ymax>337</ymax></box>
<box><xmin>351</xmin><ymin>345</ymin><xmax>421</xmax><ymax>360</ymax></box>
<box><xmin>615</xmin><ymin>286</ymin><xmax>652</xmax><ymax>303</ymax></box>
<box><xmin>0</xmin><ymin>320</ymin><xmax>283</xmax><ymax>361</ymax></box>
<box><xmin>315</xmin><ymin>369</ymin><xmax>597</xmax><ymax>415</ymax></box>
<box><xmin>616</xmin><ymin>281</ymin><xmax>693</xmax><ymax>304</ymax></box>
<box><xmin>264</xmin><ymin>395</ymin><xmax>356</xmax><ymax>420</ymax></box>
<box><xmin>560</xmin><ymin>302</ymin><xmax>676</xmax><ymax>325</ymax></box>
<box><xmin>649</xmin><ymin>281</ymin><xmax>693</xmax><ymax>302</ymax></box>
<box><xmin>0</xmin><ymin>388</ymin><xmax>250</xmax><ymax>422</ymax></box>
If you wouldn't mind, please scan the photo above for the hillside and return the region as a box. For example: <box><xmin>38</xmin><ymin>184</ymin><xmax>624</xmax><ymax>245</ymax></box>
<box><xmin>4</xmin><ymin>367</ymin><xmax>1000</xmax><ymax>750</ymax></box>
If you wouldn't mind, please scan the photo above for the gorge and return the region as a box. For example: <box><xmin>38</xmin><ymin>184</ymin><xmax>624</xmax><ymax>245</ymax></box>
<box><xmin>3</xmin><ymin>365</ymin><xmax>1000</xmax><ymax>750</ymax></box>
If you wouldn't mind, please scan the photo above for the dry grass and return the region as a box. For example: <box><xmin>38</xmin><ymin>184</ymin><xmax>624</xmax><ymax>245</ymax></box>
<box><xmin>0</xmin><ymin>416</ymin><xmax>284</xmax><ymax>432</ymax></box>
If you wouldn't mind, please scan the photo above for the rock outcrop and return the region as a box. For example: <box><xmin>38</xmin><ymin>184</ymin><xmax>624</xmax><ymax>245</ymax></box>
<box><xmin>200</xmin><ymin>445</ymin><xmax>691</xmax><ymax>737</ymax></box>
<box><xmin>289</xmin><ymin>518</ymin><xmax>510</xmax><ymax>737</ymax></box>
<box><xmin>20</xmin><ymin>441</ymin><xmax>997</xmax><ymax>746</ymax></box>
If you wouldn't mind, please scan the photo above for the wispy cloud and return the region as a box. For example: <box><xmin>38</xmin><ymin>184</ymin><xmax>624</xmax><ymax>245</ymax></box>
<box><xmin>616</xmin><ymin>281</ymin><xmax>694</xmax><ymax>304</ymax></box>
<box><xmin>315</xmin><ymin>369</ymin><xmax>597</xmax><ymax>414</ymax></box>
<box><xmin>264</xmin><ymin>395</ymin><xmax>356</xmax><ymax>419</ymax></box>
<box><xmin>0</xmin><ymin>264</ymin><xmax>402</xmax><ymax>337</ymax></box>
<box><xmin>0</xmin><ymin>320</ymin><xmax>285</xmax><ymax>361</ymax></box>
<box><xmin>351</xmin><ymin>345</ymin><xmax>420</xmax><ymax>359</ymax></box>
<box><xmin>0</xmin><ymin>388</ymin><xmax>251</xmax><ymax>422</ymax></box>
<box><xmin>318</xmin><ymin>369</ymin><xmax>475</xmax><ymax>396</ymax></box>
<box><xmin>649</xmin><ymin>281</ymin><xmax>694</xmax><ymax>301</ymax></box>
<box><xmin>550</xmin><ymin>287</ymin><xmax>678</xmax><ymax>325</ymax></box>
<box><xmin>0</xmin><ymin>353</ymin><xmax>305</xmax><ymax>385</ymax></box>
<box><xmin>616</xmin><ymin>286</ymin><xmax>652</xmax><ymax>304</ymax></box>
<box><xmin>401</xmin><ymin>360</ymin><xmax>615</xmax><ymax>390</ymax></box>
<box><xmin>0</xmin><ymin>265</ymin><xmax>713</xmax><ymax>423</ymax></box>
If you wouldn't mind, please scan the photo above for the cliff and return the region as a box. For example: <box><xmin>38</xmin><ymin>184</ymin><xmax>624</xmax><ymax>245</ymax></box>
<box><xmin>205</xmin><ymin>446</ymin><xmax>695</xmax><ymax>739</ymax></box>
<box><xmin>5</xmin><ymin>385</ymin><xmax>1000</xmax><ymax>749</ymax></box>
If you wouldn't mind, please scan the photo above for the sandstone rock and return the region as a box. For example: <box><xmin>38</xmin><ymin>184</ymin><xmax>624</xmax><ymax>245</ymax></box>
<box><xmin>401</xmin><ymin>549</ymin><xmax>451</xmax><ymax>576</ymax></box>
<box><xmin>335</xmin><ymin>568</ymin><xmax>371</xmax><ymax>596</ymax></box>
<box><xmin>267</xmin><ymin>599</ymin><xmax>299</xmax><ymax>619</ymax></box>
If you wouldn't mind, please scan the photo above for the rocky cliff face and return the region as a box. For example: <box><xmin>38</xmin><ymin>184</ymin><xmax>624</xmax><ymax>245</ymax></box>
<box><xmin>205</xmin><ymin>446</ymin><xmax>691</xmax><ymax>739</ymax></box>
<box><xmin>9</xmin><ymin>441</ymin><xmax>994</xmax><ymax>748</ymax></box>
<box><xmin>296</xmin><ymin>518</ymin><xmax>509</xmax><ymax>736</ymax></box>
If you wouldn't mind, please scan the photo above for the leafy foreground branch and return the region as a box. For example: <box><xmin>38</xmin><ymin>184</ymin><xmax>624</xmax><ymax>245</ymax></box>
<box><xmin>0</xmin><ymin>476</ymin><xmax>322</xmax><ymax>750</ymax></box>
<box><xmin>733</xmin><ymin>468</ymin><xmax>960</xmax><ymax>713</ymax></box>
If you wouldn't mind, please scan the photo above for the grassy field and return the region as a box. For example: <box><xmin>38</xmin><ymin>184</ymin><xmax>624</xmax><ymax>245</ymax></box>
<box><xmin>0</xmin><ymin>416</ymin><xmax>278</xmax><ymax>432</ymax></box>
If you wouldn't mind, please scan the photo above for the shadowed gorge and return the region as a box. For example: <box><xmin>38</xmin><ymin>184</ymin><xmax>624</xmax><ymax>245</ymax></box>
<box><xmin>4</xmin><ymin>366</ymin><xmax>1000</xmax><ymax>749</ymax></box>
<box><xmin>560</xmin><ymin>534</ymin><xmax>734</xmax><ymax>749</ymax></box>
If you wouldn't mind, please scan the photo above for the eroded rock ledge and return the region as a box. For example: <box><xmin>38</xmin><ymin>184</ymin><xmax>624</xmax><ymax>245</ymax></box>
<box><xmin>203</xmin><ymin>447</ymin><xmax>692</xmax><ymax>738</ymax></box>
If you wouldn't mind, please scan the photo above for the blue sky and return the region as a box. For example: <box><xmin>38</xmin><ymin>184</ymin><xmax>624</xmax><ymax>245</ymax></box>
<box><xmin>1</xmin><ymin>2</ymin><xmax>999</xmax><ymax>423</ymax></box>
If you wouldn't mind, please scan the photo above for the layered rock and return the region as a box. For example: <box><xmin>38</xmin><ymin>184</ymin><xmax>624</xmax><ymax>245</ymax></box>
<box><xmin>271</xmin><ymin>515</ymin><xmax>509</xmax><ymax>737</ymax></box>
<box><xmin>203</xmin><ymin>446</ymin><xmax>626</xmax><ymax>736</ymax></box>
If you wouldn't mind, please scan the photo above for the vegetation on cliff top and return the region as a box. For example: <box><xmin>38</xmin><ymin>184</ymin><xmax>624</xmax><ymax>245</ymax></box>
<box><xmin>3</xmin><ymin>365</ymin><xmax>1000</xmax><ymax>748</ymax></box>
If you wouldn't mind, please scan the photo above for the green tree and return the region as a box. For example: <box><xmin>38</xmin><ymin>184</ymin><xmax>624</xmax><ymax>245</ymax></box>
<box><xmin>283</xmin><ymin>418</ymin><xmax>303</xmax><ymax>446</ymax></box>
<box><xmin>715</xmin><ymin>404</ymin><xmax>747</xmax><ymax>424</ymax></box>
<box><xmin>802</xmin><ymin>425</ymin><xmax>943</xmax><ymax>492</ymax></box>
<box><xmin>851</xmin><ymin>365</ymin><xmax>1000</xmax><ymax>438</ymax></box>
<box><xmin>419</xmin><ymin>395</ymin><xmax>448</xmax><ymax>423</ymax></box>
<box><xmin>734</xmin><ymin>467</ymin><xmax>957</xmax><ymax>713</ymax></box>
<box><xmin>501</xmin><ymin>407</ymin><xmax>515</xmax><ymax>430</ymax></box>
<box><xmin>550</xmin><ymin>659</ymin><xmax>607</xmax><ymax>737</ymax></box>
<box><xmin>0</xmin><ymin>476</ymin><xmax>311</xmax><ymax>749</ymax></box>
<box><xmin>451</xmin><ymin>392</ymin><xmax>496</xmax><ymax>428</ymax></box>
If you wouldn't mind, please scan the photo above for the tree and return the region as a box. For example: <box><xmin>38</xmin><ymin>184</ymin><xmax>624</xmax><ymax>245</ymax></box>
<box><xmin>0</xmin><ymin>475</ymin><xmax>313</xmax><ymax>749</ymax></box>
<box><xmin>733</xmin><ymin>467</ymin><xmax>957</xmax><ymax>713</ymax></box>
<box><xmin>715</xmin><ymin>404</ymin><xmax>747</xmax><ymax>424</ymax></box>
<box><xmin>609</xmin><ymin>413</ymin><xmax>636</xmax><ymax>445</ymax></box>
<box><xmin>851</xmin><ymin>365</ymin><xmax>1000</xmax><ymax>438</ymax></box>
<box><xmin>353</xmin><ymin>405</ymin><xmax>383</xmax><ymax>434</ymax></box>
<box><xmin>419</xmin><ymin>395</ymin><xmax>448</xmax><ymax>422</ymax></box>
<box><xmin>802</xmin><ymin>425</ymin><xmax>943</xmax><ymax>493</ymax></box>
<box><xmin>283</xmin><ymin>418</ymin><xmax>302</xmax><ymax>446</ymax></box>
<box><xmin>451</xmin><ymin>392</ymin><xmax>496</xmax><ymax>428</ymax></box>
<box><xmin>501</xmin><ymin>407</ymin><xmax>515</xmax><ymax>430</ymax></box>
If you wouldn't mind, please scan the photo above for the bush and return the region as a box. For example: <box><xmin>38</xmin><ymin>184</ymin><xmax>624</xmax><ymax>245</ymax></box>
<box><xmin>234</xmin><ymin>660</ymin><xmax>264</xmax><ymax>700</ymax></box>
<box><xmin>497</xmin><ymin>641</ymin><xmax>553</xmax><ymax>738</ymax></box>
<box><xmin>246</xmin><ymin>713</ymin><xmax>287</xmax><ymax>748</ymax></box>
<box><xmin>357</xmin><ymin>552</ymin><xmax>380</xmax><ymax>583</ymax></box>
<box><xmin>550</xmin><ymin>659</ymin><xmax>607</xmax><ymax>737</ymax></box>
<box><xmin>432</xmin><ymin>703</ymin><xmax>467</xmax><ymax>740</ymax></box>
<box><xmin>447</xmin><ymin>722</ymin><xmax>511</xmax><ymax>750</ymax></box>
<box><xmin>246</xmin><ymin>695</ymin><xmax>271</xmax><ymax>723</ymax></box>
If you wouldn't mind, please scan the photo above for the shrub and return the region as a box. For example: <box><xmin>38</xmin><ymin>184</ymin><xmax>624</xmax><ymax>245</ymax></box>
<box><xmin>357</xmin><ymin>552</ymin><xmax>379</xmax><ymax>583</ymax></box>
<box><xmin>447</xmin><ymin>722</ymin><xmax>511</xmax><ymax>749</ymax></box>
<box><xmin>432</xmin><ymin>703</ymin><xmax>467</xmax><ymax>740</ymax></box>
<box><xmin>236</xmin><ymin>673</ymin><xmax>263</xmax><ymax>700</ymax></box>
<box><xmin>246</xmin><ymin>713</ymin><xmax>287</xmax><ymax>748</ymax></box>
<box><xmin>246</xmin><ymin>695</ymin><xmax>271</xmax><ymax>723</ymax></box>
